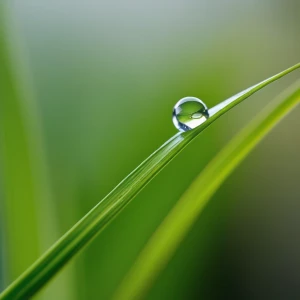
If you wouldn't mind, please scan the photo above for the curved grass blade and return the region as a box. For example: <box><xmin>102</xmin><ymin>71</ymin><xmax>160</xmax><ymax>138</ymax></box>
<box><xmin>0</xmin><ymin>1</ymin><xmax>41</xmax><ymax>280</ymax></box>
<box><xmin>0</xmin><ymin>3</ymin><xmax>74</xmax><ymax>299</ymax></box>
<box><xmin>114</xmin><ymin>81</ymin><xmax>300</xmax><ymax>300</ymax></box>
<box><xmin>0</xmin><ymin>63</ymin><xmax>299</xmax><ymax>300</ymax></box>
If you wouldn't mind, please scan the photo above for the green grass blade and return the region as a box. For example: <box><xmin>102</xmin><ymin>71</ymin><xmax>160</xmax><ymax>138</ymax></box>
<box><xmin>114</xmin><ymin>81</ymin><xmax>300</xmax><ymax>300</ymax></box>
<box><xmin>0</xmin><ymin>2</ymin><xmax>41</xmax><ymax>280</ymax></box>
<box><xmin>0</xmin><ymin>63</ymin><xmax>299</xmax><ymax>299</ymax></box>
<box><xmin>0</xmin><ymin>3</ymin><xmax>74</xmax><ymax>299</ymax></box>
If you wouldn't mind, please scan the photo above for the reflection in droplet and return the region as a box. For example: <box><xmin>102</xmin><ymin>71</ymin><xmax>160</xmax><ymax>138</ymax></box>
<box><xmin>172</xmin><ymin>97</ymin><xmax>209</xmax><ymax>132</ymax></box>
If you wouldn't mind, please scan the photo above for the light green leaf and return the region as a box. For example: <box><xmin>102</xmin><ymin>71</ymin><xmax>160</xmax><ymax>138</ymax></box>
<box><xmin>114</xmin><ymin>81</ymin><xmax>300</xmax><ymax>300</ymax></box>
<box><xmin>0</xmin><ymin>62</ymin><xmax>299</xmax><ymax>299</ymax></box>
<box><xmin>0</xmin><ymin>3</ymin><xmax>74</xmax><ymax>299</ymax></box>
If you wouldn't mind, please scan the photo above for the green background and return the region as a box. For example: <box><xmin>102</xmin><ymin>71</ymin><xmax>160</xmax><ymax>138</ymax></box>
<box><xmin>1</xmin><ymin>0</ymin><xmax>300</xmax><ymax>299</ymax></box>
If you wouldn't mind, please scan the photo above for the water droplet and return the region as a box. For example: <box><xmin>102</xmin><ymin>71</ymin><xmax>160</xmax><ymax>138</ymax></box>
<box><xmin>172</xmin><ymin>97</ymin><xmax>209</xmax><ymax>132</ymax></box>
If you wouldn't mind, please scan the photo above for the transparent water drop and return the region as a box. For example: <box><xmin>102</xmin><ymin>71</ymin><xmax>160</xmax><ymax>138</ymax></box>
<box><xmin>172</xmin><ymin>97</ymin><xmax>209</xmax><ymax>132</ymax></box>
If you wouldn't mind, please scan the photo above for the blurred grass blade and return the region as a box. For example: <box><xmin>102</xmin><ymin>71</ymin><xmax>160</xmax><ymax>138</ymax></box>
<box><xmin>114</xmin><ymin>81</ymin><xmax>300</xmax><ymax>300</ymax></box>
<box><xmin>0</xmin><ymin>2</ymin><xmax>41</xmax><ymax>280</ymax></box>
<box><xmin>0</xmin><ymin>3</ymin><xmax>74</xmax><ymax>299</ymax></box>
<box><xmin>0</xmin><ymin>63</ymin><xmax>299</xmax><ymax>299</ymax></box>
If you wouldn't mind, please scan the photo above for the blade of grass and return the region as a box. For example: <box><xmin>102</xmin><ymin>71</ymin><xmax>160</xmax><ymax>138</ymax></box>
<box><xmin>0</xmin><ymin>3</ymin><xmax>74</xmax><ymax>299</ymax></box>
<box><xmin>0</xmin><ymin>2</ymin><xmax>40</xmax><ymax>280</ymax></box>
<box><xmin>114</xmin><ymin>81</ymin><xmax>300</xmax><ymax>300</ymax></box>
<box><xmin>0</xmin><ymin>63</ymin><xmax>299</xmax><ymax>300</ymax></box>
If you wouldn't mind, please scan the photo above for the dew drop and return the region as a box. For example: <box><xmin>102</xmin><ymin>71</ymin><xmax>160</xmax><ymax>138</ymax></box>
<box><xmin>172</xmin><ymin>97</ymin><xmax>209</xmax><ymax>132</ymax></box>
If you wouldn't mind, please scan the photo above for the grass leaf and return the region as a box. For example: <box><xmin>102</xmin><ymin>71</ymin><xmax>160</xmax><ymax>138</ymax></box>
<box><xmin>113</xmin><ymin>81</ymin><xmax>300</xmax><ymax>300</ymax></box>
<box><xmin>0</xmin><ymin>3</ymin><xmax>74</xmax><ymax>299</ymax></box>
<box><xmin>0</xmin><ymin>2</ymin><xmax>42</xmax><ymax>279</ymax></box>
<box><xmin>0</xmin><ymin>63</ymin><xmax>299</xmax><ymax>299</ymax></box>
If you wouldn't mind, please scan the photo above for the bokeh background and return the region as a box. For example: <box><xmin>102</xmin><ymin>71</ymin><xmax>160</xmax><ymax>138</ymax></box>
<box><xmin>0</xmin><ymin>0</ymin><xmax>300</xmax><ymax>299</ymax></box>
